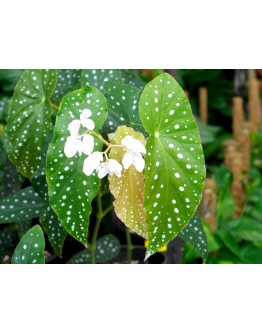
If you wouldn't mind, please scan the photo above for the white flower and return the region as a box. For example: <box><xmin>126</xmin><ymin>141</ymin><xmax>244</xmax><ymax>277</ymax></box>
<box><xmin>83</xmin><ymin>152</ymin><xmax>103</xmax><ymax>176</ymax></box>
<box><xmin>122</xmin><ymin>151</ymin><xmax>145</xmax><ymax>172</ymax></box>
<box><xmin>97</xmin><ymin>159</ymin><xmax>122</xmax><ymax>179</ymax></box>
<box><xmin>121</xmin><ymin>135</ymin><xmax>146</xmax><ymax>172</ymax></box>
<box><xmin>68</xmin><ymin>119</ymin><xmax>81</xmax><ymax>136</ymax></box>
<box><xmin>80</xmin><ymin>109</ymin><xmax>95</xmax><ymax>130</ymax></box>
<box><xmin>121</xmin><ymin>136</ymin><xmax>146</xmax><ymax>154</ymax></box>
<box><xmin>64</xmin><ymin>134</ymin><xmax>94</xmax><ymax>158</ymax></box>
<box><xmin>64</xmin><ymin>119</ymin><xmax>94</xmax><ymax>158</ymax></box>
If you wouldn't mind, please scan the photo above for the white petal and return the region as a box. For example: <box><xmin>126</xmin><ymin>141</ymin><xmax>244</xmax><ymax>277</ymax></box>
<box><xmin>134</xmin><ymin>154</ymin><xmax>145</xmax><ymax>172</ymax></box>
<box><xmin>81</xmin><ymin>109</ymin><xmax>92</xmax><ymax>118</ymax></box>
<box><xmin>121</xmin><ymin>135</ymin><xmax>146</xmax><ymax>154</ymax></box>
<box><xmin>83</xmin><ymin>152</ymin><xmax>103</xmax><ymax>176</ymax></box>
<box><xmin>64</xmin><ymin>136</ymin><xmax>78</xmax><ymax>158</ymax></box>
<box><xmin>97</xmin><ymin>164</ymin><xmax>109</xmax><ymax>179</ymax></box>
<box><xmin>82</xmin><ymin>134</ymin><xmax>94</xmax><ymax>155</ymax></box>
<box><xmin>107</xmin><ymin>159</ymin><xmax>122</xmax><ymax>177</ymax></box>
<box><xmin>122</xmin><ymin>152</ymin><xmax>133</xmax><ymax>169</ymax></box>
<box><xmin>75</xmin><ymin>138</ymin><xmax>84</xmax><ymax>156</ymax></box>
<box><xmin>81</xmin><ymin>118</ymin><xmax>95</xmax><ymax>130</ymax></box>
<box><xmin>68</xmin><ymin>120</ymin><xmax>81</xmax><ymax>136</ymax></box>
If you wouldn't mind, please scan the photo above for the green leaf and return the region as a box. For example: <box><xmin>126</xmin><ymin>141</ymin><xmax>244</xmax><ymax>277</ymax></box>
<box><xmin>0</xmin><ymin>69</ymin><xmax>24</xmax><ymax>92</ymax></box>
<box><xmin>102</xmin><ymin>81</ymin><xmax>145</xmax><ymax>135</ymax></box>
<box><xmin>178</xmin><ymin>215</ymin><xmax>208</xmax><ymax>261</ymax></box>
<box><xmin>52</xmin><ymin>69</ymin><xmax>81</xmax><ymax>105</ymax></box>
<box><xmin>139</xmin><ymin>73</ymin><xmax>206</xmax><ymax>258</ymax></box>
<box><xmin>0</xmin><ymin>96</ymin><xmax>10</xmax><ymax>122</ymax></box>
<box><xmin>32</xmin><ymin>136</ymin><xmax>67</xmax><ymax>257</ymax></box>
<box><xmin>5</xmin><ymin>69</ymin><xmax>57</xmax><ymax>178</ymax></box>
<box><xmin>0</xmin><ymin>157</ymin><xmax>21</xmax><ymax>199</ymax></box>
<box><xmin>81</xmin><ymin>69</ymin><xmax>122</xmax><ymax>92</ymax></box>
<box><xmin>67</xmin><ymin>234</ymin><xmax>120</xmax><ymax>264</ymax></box>
<box><xmin>239</xmin><ymin>245</ymin><xmax>262</xmax><ymax>264</ymax></box>
<box><xmin>0</xmin><ymin>187</ymin><xmax>42</xmax><ymax>224</ymax></box>
<box><xmin>226</xmin><ymin>217</ymin><xmax>262</xmax><ymax>243</ymax></box>
<box><xmin>216</xmin><ymin>230</ymin><xmax>241</xmax><ymax>258</ymax></box>
<box><xmin>11</xmin><ymin>225</ymin><xmax>45</xmax><ymax>264</ymax></box>
<box><xmin>121</xmin><ymin>70</ymin><xmax>145</xmax><ymax>90</ymax></box>
<box><xmin>46</xmin><ymin>87</ymin><xmax>108</xmax><ymax>245</ymax></box>
<box><xmin>109</xmin><ymin>126</ymin><xmax>147</xmax><ymax>239</ymax></box>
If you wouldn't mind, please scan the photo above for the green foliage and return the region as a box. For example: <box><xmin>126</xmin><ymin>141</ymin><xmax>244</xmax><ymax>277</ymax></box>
<box><xmin>102</xmin><ymin>81</ymin><xmax>145</xmax><ymax>135</ymax></box>
<box><xmin>32</xmin><ymin>135</ymin><xmax>67</xmax><ymax>257</ymax></box>
<box><xmin>46</xmin><ymin>87</ymin><xmax>107</xmax><ymax>245</ymax></box>
<box><xmin>178</xmin><ymin>216</ymin><xmax>208</xmax><ymax>261</ymax></box>
<box><xmin>5</xmin><ymin>69</ymin><xmax>57</xmax><ymax>178</ymax></box>
<box><xmin>0</xmin><ymin>187</ymin><xmax>42</xmax><ymax>224</ymax></box>
<box><xmin>140</xmin><ymin>73</ymin><xmax>206</xmax><ymax>258</ymax></box>
<box><xmin>11</xmin><ymin>225</ymin><xmax>45</xmax><ymax>264</ymax></box>
<box><xmin>81</xmin><ymin>69</ymin><xmax>122</xmax><ymax>92</ymax></box>
<box><xmin>67</xmin><ymin>234</ymin><xmax>120</xmax><ymax>264</ymax></box>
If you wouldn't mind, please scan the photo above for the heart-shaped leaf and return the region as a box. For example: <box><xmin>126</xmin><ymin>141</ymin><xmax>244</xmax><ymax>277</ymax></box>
<box><xmin>11</xmin><ymin>225</ymin><xmax>45</xmax><ymax>264</ymax></box>
<box><xmin>52</xmin><ymin>69</ymin><xmax>81</xmax><ymax>105</ymax></box>
<box><xmin>32</xmin><ymin>136</ymin><xmax>67</xmax><ymax>257</ymax></box>
<box><xmin>67</xmin><ymin>234</ymin><xmax>120</xmax><ymax>264</ymax></box>
<box><xmin>81</xmin><ymin>69</ymin><xmax>122</xmax><ymax>92</ymax></box>
<box><xmin>178</xmin><ymin>215</ymin><xmax>208</xmax><ymax>261</ymax></box>
<box><xmin>0</xmin><ymin>187</ymin><xmax>42</xmax><ymax>224</ymax></box>
<box><xmin>139</xmin><ymin>73</ymin><xmax>206</xmax><ymax>258</ymax></box>
<box><xmin>101</xmin><ymin>81</ymin><xmax>145</xmax><ymax>135</ymax></box>
<box><xmin>46</xmin><ymin>87</ymin><xmax>108</xmax><ymax>245</ymax></box>
<box><xmin>5</xmin><ymin>69</ymin><xmax>57</xmax><ymax>178</ymax></box>
<box><xmin>109</xmin><ymin>126</ymin><xmax>147</xmax><ymax>238</ymax></box>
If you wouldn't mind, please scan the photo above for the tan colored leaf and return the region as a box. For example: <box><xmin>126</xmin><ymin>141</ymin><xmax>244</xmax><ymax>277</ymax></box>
<box><xmin>109</xmin><ymin>126</ymin><xmax>147</xmax><ymax>239</ymax></box>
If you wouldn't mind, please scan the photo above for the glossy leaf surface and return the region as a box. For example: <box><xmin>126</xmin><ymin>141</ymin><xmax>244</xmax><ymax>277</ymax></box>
<box><xmin>6</xmin><ymin>69</ymin><xmax>57</xmax><ymax>178</ymax></box>
<box><xmin>139</xmin><ymin>73</ymin><xmax>206</xmax><ymax>258</ymax></box>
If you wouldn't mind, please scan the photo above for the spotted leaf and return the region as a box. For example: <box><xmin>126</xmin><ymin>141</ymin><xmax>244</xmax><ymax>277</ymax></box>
<box><xmin>0</xmin><ymin>155</ymin><xmax>22</xmax><ymax>199</ymax></box>
<box><xmin>0</xmin><ymin>187</ymin><xmax>42</xmax><ymax>224</ymax></box>
<box><xmin>67</xmin><ymin>234</ymin><xmax>120</xmax><ymax>264</ymax></box>
<box><xmin>5</xmin><ymin>69</ymin><xmax>57</xmax><ymax>178</ymax></box>
<box><xmin>52</xmin><ymin>69</ymin><xmax>81</xmax><ymax>105</ymax></box>
<box><xmin>46</xmin><ymin>87</ymin><xmax>107</xmax><ymax>246</ymax></box>
<box><xmin>178</xmin><ymin>215</ymin><xmax>208</xmax><ymax>261</ymax></box>
<box><xmin>11</xmin><ymin>225</ymin><xmax>45</xmax><ymax>264</ymax></box>
<box><xmin>109</xmin><ymin>126</ymin><xmax>147</xmax><ymax>238</ymax></box>
<box><xmin>101</xmin><ymin>82</ymin><xmax>145</xmax><ymax>136</ymax></box>
<box><xmin>32</xmin><ymin>135</ymin><xmax>67</xmax><ymax>257</ymax></box>
<box><xmin>139</xmin><ymin>73</ymin><xmax>206</xmax><ymax>259</ymax></box>
<box><xmin>121</xmin><ymin>69</ymin><xmax>145</xmax><ymax>90</ymax></box>
<box><xmin>81</xmin><ymin>69</ymin><xmax>122</xmax><ymax>92</ymax></box>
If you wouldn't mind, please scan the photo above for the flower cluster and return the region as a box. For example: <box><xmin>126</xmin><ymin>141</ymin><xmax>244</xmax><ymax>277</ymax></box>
<box><xmin>64</xmin><ymin>109</ymin><xmax>146</xmax><ymax>179</ymax></box>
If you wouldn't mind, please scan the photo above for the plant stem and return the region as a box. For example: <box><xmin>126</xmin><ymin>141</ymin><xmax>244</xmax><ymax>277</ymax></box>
<box><xmin>90</xmin><ymin>191</ymin><xmax>103</xmax><ymax>264</ymax></box>
<box><xmin>89</xmin><ymin>193</ymin><xmax>113</xmax><ymax>264</ymax></box>
<box><xmin>125</xmin><ymin>226</ymin><xmax>133</xmax><ymax>264</ymax></box>
<box><xmin>50</xmin><ymin>102</ymin><xmax>59</xmax><ymax>110</ymax></box>
<box><xmin>89</xmin><ymin>129</ymin><xmax>111</xmax><ymax>147</ymax></box>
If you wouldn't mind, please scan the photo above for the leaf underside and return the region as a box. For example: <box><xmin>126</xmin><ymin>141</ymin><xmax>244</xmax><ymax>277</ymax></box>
<box><xmin>109</xmin><ymin>126</ymin><xmax>147</xmax><ymax>239</ymax></box>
